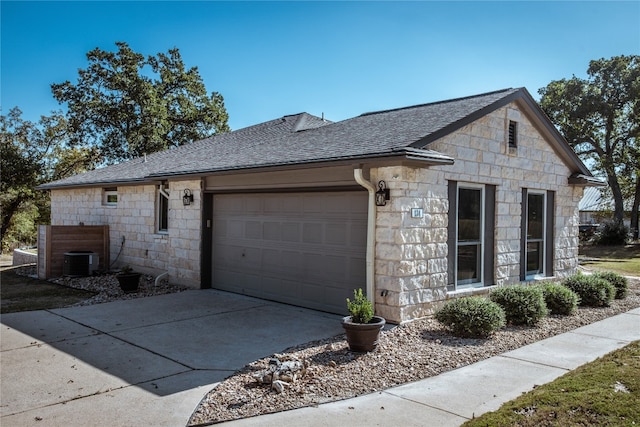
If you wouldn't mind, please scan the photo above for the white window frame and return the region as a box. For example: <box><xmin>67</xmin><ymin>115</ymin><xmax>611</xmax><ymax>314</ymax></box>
<box><xmin>157</xmin><ymin>183</ymin><xmax>169</xmax><ymax>234</ymax></box>
<box><xmin>455</xmin><ymin>183</ymin><xmax>485</xmax><ymax>288</ymax></box>
<box><xmin>103</xmin><ymin>187</ymin><xmax>118</xmax><ymax>206</ymax></box>
<box><xmin>525</xmin><ymin>190</ymin><xmax>546</xmax><ymax>279</ymax></box>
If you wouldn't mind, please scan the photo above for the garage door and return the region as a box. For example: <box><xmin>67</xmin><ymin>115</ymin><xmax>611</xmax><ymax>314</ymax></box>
<box><xmin>212</xmin><ymin>191</ymin><xmax>367</xmax><ymax>314</ymax></box>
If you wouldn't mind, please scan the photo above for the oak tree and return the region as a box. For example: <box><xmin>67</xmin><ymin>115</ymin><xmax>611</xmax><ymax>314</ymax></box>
<box><xmin>539</xmin><ymin>55</ymin><xmax>639</xmax><ymax>233</ymax></box>
<box><xmin>51</xmin><ymin>42</ymin><xmax>230</xmax><ymax>164</ymax></box>
<box><xmin>0</xmin><ymin>108</ymin><xmax>97</xmax><ymax>250</ymax></box>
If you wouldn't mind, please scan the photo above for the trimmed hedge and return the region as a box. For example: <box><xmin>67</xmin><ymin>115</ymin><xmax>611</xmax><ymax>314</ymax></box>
<box><xmin>561</xmin><ymin>274</ymin><xmax>615</xmax><ymax>307</ymax></box>
<box><xmin>592</xmin><ymin>271</ymin><xmax>628</xmax><ymax>300</ymax></box>
<box><xmin>489</xmin><ymin>285</ymin><xmax>548</xmax><ymax>326</ymax></box>
<box><xmin>536</xmin><ymin>282</ymin><xmax>579</xmax><ymax>315</ymax></box>
<box><xmin>435</xmin><ymin>297</ymin><xmax>506</xmax><ymax>338</ymax></box>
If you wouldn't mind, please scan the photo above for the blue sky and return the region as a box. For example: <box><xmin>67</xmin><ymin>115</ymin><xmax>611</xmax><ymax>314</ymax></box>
<box><xmin>2</xmin><ymin>1</ymin><xmax>639</xmax><ymax>130</ymax></box>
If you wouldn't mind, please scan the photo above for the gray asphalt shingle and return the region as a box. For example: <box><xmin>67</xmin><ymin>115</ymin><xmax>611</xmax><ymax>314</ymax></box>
<box><xmin>39</xmin><ymin>88</ymin><xmax>536</xmax><ymax>188</ymax></box>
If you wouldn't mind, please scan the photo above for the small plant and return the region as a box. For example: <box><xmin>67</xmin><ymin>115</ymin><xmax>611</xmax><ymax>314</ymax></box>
<box><xmin>346</xmin><ymin>288</ymin><xmax>374</xmax><ymax>324</ymax></box>
<box><xmin>561</xmin><ymin>273</ymin><xmax>615</xmax><ymax>307</ymax></box>
<box><xmin>489</xmin><ymin>285</ymin><xmax>548</xmax><ymax>326</ymax></box>
<box><xmin>592</xmin><ymin>271</ymin><xmax>628</xmax><ymax>299</ymax></box>
<box><xmin>119</xmin><ymin>265</ymin><xmax>134</xmax><ymax>274</ymax></box>
<box><xmin>435</xmin><ymin>297</ymin><xmax>505</xmax><ymax>338</ymax></box>
<box><xmin>536</xmin><ymin>282</ymin><xmax>580</xmax><ymax>315</ymax></box>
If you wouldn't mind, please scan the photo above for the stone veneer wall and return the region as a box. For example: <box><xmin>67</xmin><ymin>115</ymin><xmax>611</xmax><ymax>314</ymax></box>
<box><xmin>49</xmin><ymin>179</ymin><xmax>202</xmax><ymax>288</ymax></box>
<box><xmin>372</xmin><ymin>103</ymin><xmax>584</xmax><ymax>323</ymax></box>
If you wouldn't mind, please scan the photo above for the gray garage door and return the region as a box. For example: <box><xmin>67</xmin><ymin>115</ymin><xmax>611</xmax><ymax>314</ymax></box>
<box><xmin>212</xmin><ymin>191</ymin><xmax>367</xmax><ymax>314</ymax></box>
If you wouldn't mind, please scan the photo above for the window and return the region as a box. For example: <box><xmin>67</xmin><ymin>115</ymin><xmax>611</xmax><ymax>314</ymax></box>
<box><xmin>508</xmin><ymin>120</ymin><xmax>518</xmax><ymax>148</ymax></box>
<box><xmin>158</xmin><ymin>183</ymin><xmax>169</xmax><ymax>232</ymax></box>
<box><xmin>448</xmin><ymin>181</ymin><xmax>496</xmax><ymax>291</ymax></box>
<box><xmin>521</xmin><ymin>189</ymin><xmax>555</xmax><ymax>280</ymax></box>
<box><xmin>103</xmin><ymin>187</ymin><xmax>118</xmax><ymax>206</ymax></box>
<box><xmin>526</xmin><ymin>192</ymin><xmax>545</xmax><ymax>276</ymax></box>
<box><xmin>457</xmin><ymin>186</ymin><xmax>484</xmax><ymax>286</ymax></box>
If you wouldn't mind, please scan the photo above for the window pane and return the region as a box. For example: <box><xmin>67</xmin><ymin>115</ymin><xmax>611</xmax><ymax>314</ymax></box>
<box><xmin>527</xmin><ymin>241</ymin><xmax>542</xmax><ymax>274</ymax></box>
<box><xmin>159</xmin><ymin>194</ymin><xmax>168</xmax><ymax>231</ymax></box>
<box><xmin>106</xmin><ymin>194</ymin><xmax>117</xmax><ymax>204</ymax></box>
<box><xmin>458</xmin><ymin>188</ymin><xmax>481</xmax><ymax>241</ymax></box>
<box><xmin>457</xmin><ymin>244</ymin><xmax>480</xmax><ymax>284</ymax></box>
<box><xmin>527</xmin><ymin>193</ymin><xmax>544</xmax><ymax>239</ymax></box>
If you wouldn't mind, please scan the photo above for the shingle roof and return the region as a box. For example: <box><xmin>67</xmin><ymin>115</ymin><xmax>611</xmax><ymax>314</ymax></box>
<box><xmin>38</xmin><ymin>87</ymin><xmax>593</xmax><ymax>189</ymax></box>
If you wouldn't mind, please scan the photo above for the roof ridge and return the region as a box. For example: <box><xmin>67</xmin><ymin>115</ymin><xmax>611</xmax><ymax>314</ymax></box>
<box><xmin>359</xmin><ymin>88</ymin><xmax>520</xmax><ymax>117</ymax></box>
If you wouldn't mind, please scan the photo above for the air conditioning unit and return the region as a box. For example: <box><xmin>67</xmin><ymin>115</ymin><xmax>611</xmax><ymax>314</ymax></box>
<box><xmin>63</xmin><ymin>251</ymin><xmax>99</xmax><ymax>276</ymax></box>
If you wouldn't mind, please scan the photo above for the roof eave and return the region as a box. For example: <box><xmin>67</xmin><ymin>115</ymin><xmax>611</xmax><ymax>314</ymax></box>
<box><xmin>146</xmin><ymin>150</ymin><xmax>455</xmax><ymax>180</ymax></box>
<box><xmin>568</xmin><ymin>173</ymin><xmax>607</xmax><ymax>186</ymax></box>
<box><xmin>36</xmin><ymin>177</ymin><xmax>161</xmax><ymax>191</ymax></box>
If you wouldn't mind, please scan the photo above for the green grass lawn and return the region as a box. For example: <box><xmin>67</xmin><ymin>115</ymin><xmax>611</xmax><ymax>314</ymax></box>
<box><xmin>464</xmin><ymin>341</ymin><xmax>640</xmax><ymax>426</ymax></box>
<box><xmin>579</xmin><ymin>243</ymin><xmax>640</xmax><ymax>276</ymax></box>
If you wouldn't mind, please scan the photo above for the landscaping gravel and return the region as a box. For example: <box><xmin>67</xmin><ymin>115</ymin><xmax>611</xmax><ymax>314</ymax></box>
<box><xmin>16</xmin><ymin>265</ymin><xmax>638</xmax><ymax>426</ymax></box>
<box><xmin>0</xmin><ymin>264</ymin><xmax>190</xmax><ymax>305</ymax></box>
<box><xmin>48</xmin><ymin>272</ymin><xmax>190</xmax><ymax>305</ymax></box>
<box><xmin>188</xmin><ymin>278</ymin><xmax>640</xmax><ymax>426</ymax></box>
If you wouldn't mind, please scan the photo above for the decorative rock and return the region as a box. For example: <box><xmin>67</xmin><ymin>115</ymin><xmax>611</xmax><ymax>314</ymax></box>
<box><xmin>272</xmin><ymin>380</ymin><xmax>288</xmax><ymax>394</ymax></box>
<box><xmin>253</xmin><ymin>357</ymin><xmax>308</xmax><ymax>387</ymax></box>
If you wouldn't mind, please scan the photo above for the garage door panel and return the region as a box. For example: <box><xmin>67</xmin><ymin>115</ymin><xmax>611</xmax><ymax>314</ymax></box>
<box><xmin>212</xmin><ymin>191</ymin><xmax>367</xmax><ymax>314</ymax></box>
<box><xmin>282</xmin><ymin>223</ymin><xmax>300</xmax><ymax>242</ymax></box>
<box><xmin>326</xmin><ymin>223</ymin><xmax>347</xmax><ymax>245</ymax></box>
<box><xmin>245</xmin><ymin>221</ymin><xmax>262</xmax><ymax>239</ymax></box>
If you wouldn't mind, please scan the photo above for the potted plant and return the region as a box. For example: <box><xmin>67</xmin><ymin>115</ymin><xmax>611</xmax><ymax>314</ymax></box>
<box><xmin>341</xmin><ymin>288</ymin><xmax>385</xmax><ymax>352</ymax></box>
<box><xmin>116</xmin><ymin>265</ymin><xmax>141</xmax><ymax>293</ymax></box>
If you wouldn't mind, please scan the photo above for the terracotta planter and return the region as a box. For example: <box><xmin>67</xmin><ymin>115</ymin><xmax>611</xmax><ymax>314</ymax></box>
<box><xmin>341</xmin><ymin>315</ymin><xmax>386</xmax><ymax>352</ymax></box>
<box><xmin>116</xmin><ymin>273</ymin><xmax>141</xmax><ymax>293</ymax></box>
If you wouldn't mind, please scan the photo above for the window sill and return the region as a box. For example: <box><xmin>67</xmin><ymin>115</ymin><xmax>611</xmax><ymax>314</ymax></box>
<box><xmin>154</xmin><ymin>233</ymin><xmax>168</xmax><ymax>242</ymax></box>
<box><xmin>524</xmin><ymin>275</ymin><xmax>555</xmax><ymax>282</ymax></box>
<box><xmin>447</xmin><ymin>284</ymin><xmax>496</xmax><ymax>298</ymax></box>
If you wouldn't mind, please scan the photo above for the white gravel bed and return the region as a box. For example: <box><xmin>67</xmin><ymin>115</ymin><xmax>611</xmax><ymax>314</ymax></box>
<box><xmin>47</xmin><ymin>271</ymin><xmax>190</xmax><ymax>305</ymax></box>
<box><xmin>188</xmin><ymin>278</ymin><xmax>640</xmax><ymax>426</ymax></box>
<box><xmin>12</xmin><ymin>265</ymin><xmax>188</xmax><ymax>303</ymax></box>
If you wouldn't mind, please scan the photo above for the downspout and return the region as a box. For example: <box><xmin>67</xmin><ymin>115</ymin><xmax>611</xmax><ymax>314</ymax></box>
<box><xmin>353</xmin><ymin>167</ymin><xmax>376</xmax><ymax>304</ymax></box>
<box><xmin>156</xmin><ymin>182</ymin><xmax>170</xmax><ymax>287</ymax></box>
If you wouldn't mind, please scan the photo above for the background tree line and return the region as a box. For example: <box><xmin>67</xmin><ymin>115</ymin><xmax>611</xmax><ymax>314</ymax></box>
<box><xmin>1</xmin><ymin>42</ymin><xmax>229</xmax><ymax>252</ymax></box>
<box><xmin>1</xmin><ymin>51</ymin><xmax>638</xmax><ymax>252</ymax></box>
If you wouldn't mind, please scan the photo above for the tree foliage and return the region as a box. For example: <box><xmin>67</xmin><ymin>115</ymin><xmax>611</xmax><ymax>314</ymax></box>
<box><xmin>51</xmin><ymin>42</ymin><xmax>230</xmax><ymax>164</ymax></box>
<box><xmin>0</xmin><ymin>108</ymin><xmax>98</xmax><ymax>251</ymax></box>
<box><xmin>538</xmin><ymin>55</ymin><xmax>640</xmax><ymax>229</ymax></box>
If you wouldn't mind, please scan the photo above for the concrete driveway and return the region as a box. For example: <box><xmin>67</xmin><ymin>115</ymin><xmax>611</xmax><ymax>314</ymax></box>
<box><xmin>1</xmin><ymin>290</ymin><xmax>344</xmax><ymax>426</ymax></box>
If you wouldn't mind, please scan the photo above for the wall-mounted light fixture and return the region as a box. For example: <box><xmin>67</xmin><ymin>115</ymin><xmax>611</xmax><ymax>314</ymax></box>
<box><xmin>182</xmin><ymin>189</ymin><xmax>194</xmax><ymax>206</ymax></box>
<box><xmin>375</xmin><ymin>180</ymin><xmax>390</xmax><ymax>206</ymax></box>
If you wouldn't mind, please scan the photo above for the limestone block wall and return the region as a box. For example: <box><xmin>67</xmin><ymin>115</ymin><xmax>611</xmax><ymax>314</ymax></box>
<box><xmin>372</xmin><ymin>103</ymin><xmax>582</xmax><ymax>323</ymax></box>
<box><xmin>49</xmin><ymin>179</ymin><xmax>202</xmax><ymax>288</ymax></box>
<box><xmin>371</xmin><ymin>166</ymin><xmax>449</xmax><ymax>322</ymax></box>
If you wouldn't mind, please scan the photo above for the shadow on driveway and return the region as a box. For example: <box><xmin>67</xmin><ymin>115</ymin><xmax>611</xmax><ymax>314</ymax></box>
<box><xmin>1</xmin><ymin>289</ymin><xmax>344</xmax><ymax>416</ymax></box>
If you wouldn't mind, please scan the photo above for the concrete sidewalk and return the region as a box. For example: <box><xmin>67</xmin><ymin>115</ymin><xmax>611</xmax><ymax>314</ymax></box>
<box><xmin>216</xmin><ymin>308</ymin><xmax>640</xmax><ymax>427</ymax></box>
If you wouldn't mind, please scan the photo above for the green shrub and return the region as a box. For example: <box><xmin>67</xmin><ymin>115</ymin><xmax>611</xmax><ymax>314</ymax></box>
<box><xmin>561</xmin><ymin>274</ymin><xmax>615</xmax><ymax>307</ymax></box>
<box><xmin>536</xmin><ymin>282</ymin><xmax>579</xmax><ymax>315</ymax></box>
<box><xmin>346</xmin><ymin>288</ymin><xmax>374</xmax><ymax>323</ymax></box>
<box><xmin>592</xmin><ymin>271</ymin><xmax>628</xmax><ymax>299</ymax></box>
<box><xmin>594</xmin><ymin>219</ymin><xmax>628</xmax><ymax>246</ymax></box>
<box><xmin>435</xmin><ymin>297</ymin><xmax>505</xmax><ymax>338</ymax></box>
<box><xmin>489</xmin><ymin>285</ymin><xmax>548</xmax><ymax>326</ymax></box>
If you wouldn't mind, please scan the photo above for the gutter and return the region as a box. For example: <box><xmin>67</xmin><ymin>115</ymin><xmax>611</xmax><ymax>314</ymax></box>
<box><xmin>353</xmin><ymin>167</ymin><xmax>376</xmax><ymax>304</ymax></box>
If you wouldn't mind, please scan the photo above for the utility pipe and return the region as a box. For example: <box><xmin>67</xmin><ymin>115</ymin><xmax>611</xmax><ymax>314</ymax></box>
<box><xmin>154</xmin><ymin>272</ymin><xmax>169</xmax><ymax>287</ymax></box>
<box><xmin>353</xmin><ymin>167</ymin><xmax>376</xmax><ymax>303</ymax></box>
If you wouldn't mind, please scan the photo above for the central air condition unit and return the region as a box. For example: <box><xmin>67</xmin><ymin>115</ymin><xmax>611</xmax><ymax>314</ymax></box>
<box><xmin>63</xmin><ymin>251</ymin><xmax>99</xmax><ymax>276</ymax></box>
